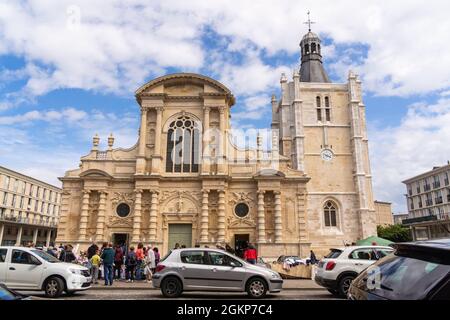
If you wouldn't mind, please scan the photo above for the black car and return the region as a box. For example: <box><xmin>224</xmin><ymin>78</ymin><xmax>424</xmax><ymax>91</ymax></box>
<box><xmin>348</xmin><ymin>239</ymin><xmax>450</xmax><ymax>300</ymax></box>
<box><xmin>0</xmin><ymin>283</ymin><xmax>30</xmax><ymax>300</ymax></box>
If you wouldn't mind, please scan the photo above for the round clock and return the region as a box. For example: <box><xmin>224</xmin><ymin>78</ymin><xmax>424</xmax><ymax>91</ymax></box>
<box><xmin>321</xmin><ymin>149</ymin><xmax>334</xmax><ymax>161</ymax></box>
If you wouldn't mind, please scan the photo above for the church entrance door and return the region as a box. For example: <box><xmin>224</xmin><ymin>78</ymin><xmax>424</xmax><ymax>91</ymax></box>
<box><xmin>234</xmin><ymin>234</ymin><xmax>250</xmax><ymax>258</ymax></box>
<box><xmin>112</xmin><ymin>233</ymin><xmax>129</xmax><ymax>250</ymax></box>
<box><xmin>168</xmin><ymin>224</ymin><xmax>192</xmax><ymax>250</ymax></box>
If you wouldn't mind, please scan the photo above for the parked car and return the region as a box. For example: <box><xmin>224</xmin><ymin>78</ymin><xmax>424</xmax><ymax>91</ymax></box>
<box><xmin>152</xmin><ymin>248</ymin><xmax>283</xmax><ymax>298</ymax></box>
<box><xmin>0</xmin><ymin>283</ymin><xmax>31</xmax><ymax>300</ymax></box>
<box><xmin>348</xmin><ymin>239</ymin><xmax>450</xmax><ymax>300</ymax></box>
<box><xmin>0</xmin><ymin>246</ymin><xmax>91</xmax><ymax>298</ymax></box>
<box><xmin>315</xmin><ymin>245</ymin><xmax>394</xmax><ymax>297</ymax></box>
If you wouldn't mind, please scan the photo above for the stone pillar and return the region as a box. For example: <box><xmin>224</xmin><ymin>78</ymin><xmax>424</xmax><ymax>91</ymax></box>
<box><xmin>46</xmin><ymin>229</ymin><xmax>52</xmax><ymax>247</ymax></box>
<box><xmin>149</xmin><ymin>190</ymin><xmax>159</xmax><ymax>242</ymax></box>
<box><xmin>257</xmin><ymin>190</ymin><xmax>266</xmax><ymax>243</ymax></box>
<box><xmin>132</xmin><ymin>190</ymin><xmax>143</xmax><ymax>244</ymax></box>
<box><xmin>15</xmin><ymin>226</ymin><xmax>23</xmax><ymax>246</ymax></box>
<box><xmin>0</xmin><ymin>224</ymin><xmax>4</xmax><ymax>245</ymax></box>
<box><xmin>152</xmin><ymin>107</ymin><xmax>163</xmax><ymax>174</ymax></box>
<box><xmin>96</xmin><ymin>191</ymin><xmax>107</xmax><ymax>242</ymax></box>
<box><xmin>136</xmin><ymin>107</ymin><xmax>148</xmax><ymax>174</ymax></box>
<box><xmin>202</xmin><ymin>106</ymin><xmax>210</xmax><ymax>174</ymax></box>
<box><xmin>33</xmin><ymin>228</ymin><xmax>38</xmax><ymax>245</ymax></box>
<box><xmin>218</xmin><ymin>107</ymin><xmax>226</xmax><ymax>174</ymax></box>
<box><xmin>78</xmin><ymin>190</ymin><xmax>90</xmax><ymax>241</ymax></box>
<box><xmin>200</xmin><ymin>189</ymin><xmax>209</xmax><ymax>243</ymax></box>
<box><xmin>274</xmin><ymin>191</ymin><xmax>282</xmax><ymax>243</ymax></box>
<box><xmin>217</xmin><ymin>190</ymin><xmax>226</xmax><ymax>243</ymax></box>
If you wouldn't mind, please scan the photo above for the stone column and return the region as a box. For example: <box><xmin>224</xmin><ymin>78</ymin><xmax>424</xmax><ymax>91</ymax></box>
<box><xmin>15</xmin><ymin>226</ymin><xmax>23</xmax><ymax>246</ymax></box>
<box><xmin>132</xmin><ymin>190</ymin><xmax>143</xmax><ymax>244</ymax></box>
<box><xmin>78</xmin><ymin>190</ymin><xmax>90</xmax><ymax>241</ymax></box>
<box><xmin>152</xmin><ymin>107</ymin><xmax>163</xmax><ymax>174</ymax></box>
<box><xmin>217</xmin><ymin>190</ymin><xmax>226</xmax><ymax>243</ymax></box>
<box><xmin>136</xmin><ymin>107</ymin><xmax>148</xmax><ymax>174</ymax></box>
<box><xmin>218</xmin><ymin>107</ymin><xmax>226</xmax><ymax>174</ymax></box>
<box><xmin>200</xmin><ymin>189</ymin><xmax>209</xmax><ymax>243</ymax></box>
<box><xmin>202</xmin><ymin>106</ymin><xmax>210</xmax><ymax>174</ymax></box>
<box><xmin>274</xmin><ymin>191</ymin><xmax>282</xmax><ymax>243</ymax></box>
<box><xmin>257</xmin><ymin>190</ymin><xmax>266</xmax><ymax>243</ymax></box>
<box><xmin>0</xmin><ymin>224</ymin><xmax>4</xmax><ymax>245</ymax></box>
<box><xmin>149</xmin><ymin>190</ymin><xmax>159</xmax><ymax>242</ymax></box>
<box><xmin>33</xmin><ymin>228</ymin><xmax>38</xmax><ymax>245</ymax></box>
<box><xmin>46</xmin><ymin>229</ymin><xmax>52</xmax><ymax>247</ymax></box>
<box><xmin>96</xmin><ymin>191</ymin><xmax>107</xmax><ymax>242</ymax></box>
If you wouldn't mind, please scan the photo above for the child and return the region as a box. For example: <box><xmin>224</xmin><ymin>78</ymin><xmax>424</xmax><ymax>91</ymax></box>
<box><xmin>90</xmin><ymin>249</ymin><xmax>101</xmax><ymax>284</ymax></box>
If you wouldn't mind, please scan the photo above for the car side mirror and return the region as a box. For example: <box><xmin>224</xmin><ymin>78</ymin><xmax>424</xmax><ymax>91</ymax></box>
<box><xmin>229</xmin><ymin>261</ymin><xmax>238</xmax><ymax>268</ymax></box>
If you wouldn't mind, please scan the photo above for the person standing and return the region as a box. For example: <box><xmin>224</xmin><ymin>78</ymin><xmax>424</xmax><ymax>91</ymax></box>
<box><xmin>153</xmin><ymin>247</ymin><xmax>160</xmax><ymax>266</ymax></box>
<box><xmin>101</xmin><ymin>243</ymin><xmax>115</xmax><ymax>286</ymax></box>
<box><xmin>63</xmin><ymin>245</ymin><xmax>77</xmax><ymax>263</ymax></box>
<box><xmin>126</xmin><ymin>246</ymin><xmax>137</xmax><ymax>283</ymax></box>
<box><xmin>90</xmin><ymin>249</ymin><xmax>101</xmax><ymax>284</ymax></box>
<box><xmin>114</xmin><ymin>244</ymin><xmax>124</xmax><ymax>280</ymax></box>
<box><xmin>309</xmin><ymin>250</ymin><xmax>318</xmax><ymax>265</ymax></box>
<box><xmin>243</xmin><ymin>244</ymin><xmax>257</xmax><ymax>264</ymax></box>
<box><xmin>143</xmin><ymin>246</ymin><xmax>154</xmax><ymax>283</ymax></box>
<box><xmin>135</xmin><ymin>243</ymin><xmax>144</xmax><ymax>280</ymax></box>
<box><xmin>87</xmin><ymin>242</ymin><xmax>98</xmax><ymax>260</ymax></box>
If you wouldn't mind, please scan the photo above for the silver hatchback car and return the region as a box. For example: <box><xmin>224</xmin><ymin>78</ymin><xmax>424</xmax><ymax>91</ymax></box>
<box><xmin>152</xmin><ymin>248</ymin><xmax>283</xmax><ymax>298</ymax></box>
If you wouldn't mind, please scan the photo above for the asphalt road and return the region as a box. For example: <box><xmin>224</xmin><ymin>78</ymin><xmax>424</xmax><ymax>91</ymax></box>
<box><xmin>19</xmin><ymin>288</ymin><xmax>340</xmax><ymax>300</ymax></box>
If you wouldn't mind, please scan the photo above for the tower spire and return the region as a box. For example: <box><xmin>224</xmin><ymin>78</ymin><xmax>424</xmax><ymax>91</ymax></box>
<box><xmin>304</xmin><ymin>10</ymin><xmax>316</xmax><ymax>32</ymax></box>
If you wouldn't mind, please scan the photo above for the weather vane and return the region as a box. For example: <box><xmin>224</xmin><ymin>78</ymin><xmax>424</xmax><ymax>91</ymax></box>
<box><xmin>304</xmin><ymin>10</ymin><xmax>316</xmax><ymax>32</ymax></box>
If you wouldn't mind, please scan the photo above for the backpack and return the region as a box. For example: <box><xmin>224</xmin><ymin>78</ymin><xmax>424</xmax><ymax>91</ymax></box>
<box><xmin>128</xmin><ymin>252</ymin><xmax>137</xmax><ymax>266</ymax></box>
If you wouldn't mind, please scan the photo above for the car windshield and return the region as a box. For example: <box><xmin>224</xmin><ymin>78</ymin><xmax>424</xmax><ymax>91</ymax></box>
<box><xmin>325</xmin><ymin>249</ymin><xmax>343</xmax><ymax>259</ymax></box>
<box><xmin>354</xmin><ymin>253</ymin><xmax>450</xmax><ymax>299</ymax></box>
<box><xmin>31</xmin><ymin>249</ymin><xmax>60</xmax><ymax>263</ymax></box>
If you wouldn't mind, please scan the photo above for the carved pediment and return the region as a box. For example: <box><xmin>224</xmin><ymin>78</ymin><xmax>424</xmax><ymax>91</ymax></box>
<box><xmin>227</xmin><ymin>215</ymin><xmax>256</xmax><ymax>228</ymax></box>
<box><xmin>107</xmin><ymin>216</ymin><xmax>133</xmax><ymax>228</ymax></box>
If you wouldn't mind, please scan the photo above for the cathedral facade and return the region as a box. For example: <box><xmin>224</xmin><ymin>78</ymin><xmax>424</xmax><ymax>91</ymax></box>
<box><xmin>56</xmin><ymin>30</ymin><xmax>376</xmax><ymax>258</ymax></box>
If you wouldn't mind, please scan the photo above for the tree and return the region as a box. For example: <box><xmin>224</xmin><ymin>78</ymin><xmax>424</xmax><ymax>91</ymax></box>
<box><xmin>377</xmin><ymin>224</ymin><xmax>412</xmax><ymax>243</ymax></box>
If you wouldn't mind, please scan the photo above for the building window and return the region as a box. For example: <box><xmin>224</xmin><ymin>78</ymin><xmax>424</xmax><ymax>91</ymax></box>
<box><xmin>416</xmin><ymin>182</ymin><xmax>421</xmax><ymax>194</ymax></box>
<box><xmin>116</xmin><ymin>203</ymin><xmax>131</xmax><ymax>218</ymax></box>
<box><xmin>424</xmin><ymin>179</ymin><xmax>431</xmax><ymax>191</ymax></box>
<box><xmin>316</xmin><ymin>96</ymin><xmax>322</xmax><ymax>122</ymax></box>
<box><xmin>234</xmin><ymin>203</ymin><xmax>250</xmax><ymax>218</ymax></box>
<box><xmin>445</xmin><ymin>172</ymin><xmax>449</xmax><ymax>186</ymax></box>
<box><xmin>435</xmin><ymin>190</ymin><xmax>443</xmax><ymax>204</ymax></box>
<box><xmin>1</xmin><ymin>192</ymin><xmax>6</xmax><ymax>205</ymax></box>
<box><xmin>324</xmin><ymin>201</ymin><xmax>338</xmax><ymax>227</ymax></box>
<box><xmin>3</xmin><ymin>175</ymin><xmax>10</xmax><ymax>189</ymax></box>
<box><xmin>305</xmin><ymin>43</ymin><xmax>310</xmax><ymax>54</ymax></box>
<box><xmin>11</xmin><ymin>194</ymin><xmax>16</xmax><ymax>207</ymax></box>
<box><xmin>29</xmin><ymin>184</ymin><xmax>34</xmax><ymax>197</ymax></box>
<box><xmin>311</xmin><ymin>42</ymin><xmax>317</xmax><ymax>53</ymax></box>
<box><xmin>324</xmin><ymin>96</ymin><xmax>331</xmax><ymax>122</ymax></box>
<box><xmin>433</xmin><ymin>176</ymin><xmax>441</xmax><ymax>189</ymax></box>
<box><xmin>165</xmin><ymin>116</ymin><xmax>200</xmax><ymax>173</ymax></box>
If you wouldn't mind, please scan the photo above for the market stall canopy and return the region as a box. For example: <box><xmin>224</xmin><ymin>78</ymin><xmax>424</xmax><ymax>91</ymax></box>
<box><xmin>356</xmin><ymin>236</ymin><xmax>394</xmax><ymax>246</ymax></box>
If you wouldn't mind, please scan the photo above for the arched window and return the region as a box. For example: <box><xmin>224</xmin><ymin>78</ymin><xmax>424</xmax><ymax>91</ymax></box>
<box><xmin>311</xmin><ymin>43</ymin><xmax>317</xmax><ymax>53</ymax></box>
<box><xmin>325</xmin><ymin>96</ymin><xmax>331</xmax><ymax>122</ymax></box>
<box><xmin>165</xmin><ymin>116</ymin><xmax>200</xmax><ymax>173</ymax></box>
<box><xmin>305</xmin><ymin>44</ymin><xmax>310</xmax><ymax>54</ymax></box>
<box><xmin>324</xmin><ymin>201</ymin><xmax>337</xmax><ymax>227</ymax></box>
<box><xmin>316</xmin><ymin>96</ymin><xmax>322</xmax><ymax>122</ymax></box>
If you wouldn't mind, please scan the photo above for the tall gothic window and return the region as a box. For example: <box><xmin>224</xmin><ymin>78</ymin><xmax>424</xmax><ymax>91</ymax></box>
<box><xmin>325</xmin><ymin>96</ymin><xmax>331</xmax><ymax>122</ymax></box>
<box><xmin>165</xmin><ymin>116</ymin><xmax>200</xmax><ymax>173</ymax></box>
<box><xmin>316</xmin><ymin>96</ymin><xmax>322</xmax><ymax>121</ymax></box>
<box><xmin>305</xmin><ymin>44</ymin><xmax>310</xmax><ymax>54</ymax></box>
<box><xmin>324</xmin><ymin>201</ymin><xmax>337</xmax><ymax>227</ymax></box>
<box><xmin>311</xmin><ymin>43</ymin><xmax>317</xmax><ymax>53</ymax></box>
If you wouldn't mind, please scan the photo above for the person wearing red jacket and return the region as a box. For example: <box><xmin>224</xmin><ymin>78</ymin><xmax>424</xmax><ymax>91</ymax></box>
<box><xmin>243</xmin><ymin>244</ymin><xmax>257</xmax><ymax>264</ymax></box>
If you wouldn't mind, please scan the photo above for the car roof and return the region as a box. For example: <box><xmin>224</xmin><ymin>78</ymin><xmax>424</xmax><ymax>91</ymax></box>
<box><xmin>330</xmin><ymin>245</ymin><xmax>394</xmax><ymax>251</ymax></box>
<box><xmin>394</xmin><ymin>238</ymin><xmax>450</xmax><ymax>251</ymax></box>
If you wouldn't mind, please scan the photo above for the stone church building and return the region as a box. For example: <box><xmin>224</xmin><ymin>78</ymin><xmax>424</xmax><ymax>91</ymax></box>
<box><xmin>56</xmin><ymin>29</ymin><xmax>376</xmax><ymax>257</ymax></box>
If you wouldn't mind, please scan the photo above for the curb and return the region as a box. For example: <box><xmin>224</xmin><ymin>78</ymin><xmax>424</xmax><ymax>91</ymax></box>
<box><xmin>89</xmin><ymin>286</ymin><xmax>324</xmax><ymax>291</ymax></box>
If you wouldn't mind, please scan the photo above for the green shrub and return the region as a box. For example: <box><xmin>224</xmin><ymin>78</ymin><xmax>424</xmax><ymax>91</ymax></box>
<box><xmin>377</xmin><ymin>224</ymin><xmax>412</xmax><ymax>243</ymax></box>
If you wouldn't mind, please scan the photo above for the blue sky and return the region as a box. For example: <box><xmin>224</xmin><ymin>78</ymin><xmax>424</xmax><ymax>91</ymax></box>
<box><xmin>1</xmin><ymin>1</ymin><xmax>450</xmax><ymax>213</ymax></box>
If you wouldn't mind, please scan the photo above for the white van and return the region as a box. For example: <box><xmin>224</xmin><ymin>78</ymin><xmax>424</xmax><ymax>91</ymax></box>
<box><xmin>0</xmin><ymin>246</ymin><xmax>91</xmax><ymax>298</ymax></box>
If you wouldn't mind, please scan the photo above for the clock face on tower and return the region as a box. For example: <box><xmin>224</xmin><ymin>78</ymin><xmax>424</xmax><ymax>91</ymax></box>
<box><xmin>321</xmin><ymin>149</ymin><xmax>334</xmax><ymax>161</ymax></box>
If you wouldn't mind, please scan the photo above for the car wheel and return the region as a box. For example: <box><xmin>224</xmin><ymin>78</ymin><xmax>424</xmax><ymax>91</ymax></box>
<box><xmin>246</xmin><ymin>278</ymin><xmax>267</xmax><ymax>299</ymax></box>
<box><xmin>44</xmin><ymin>277</ymin><xmax>64</xmax><ymax>298</ymax></box>
<box><xmin>161</xmin><ymin>277</ymin><xmax>183</xmax><ymax>298</ymax></box>
<box><xmin>338</xmin><ymin>275</ymin><xmax>355</xmax><ymax>298</ymax></box>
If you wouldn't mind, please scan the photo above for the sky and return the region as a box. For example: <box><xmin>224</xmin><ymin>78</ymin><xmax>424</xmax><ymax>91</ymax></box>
<box><xmin>0</xmin><ymin>0</ymin><xmax>449</xmax><ymax>213</ymax></box>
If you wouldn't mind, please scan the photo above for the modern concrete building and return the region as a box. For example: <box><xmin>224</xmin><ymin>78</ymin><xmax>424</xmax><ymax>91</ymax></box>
<box><xmin>402</xmin><ymin>163</ymin><xmax>450</xmax><ymax>240</ymax></box>
<box><xmin>374</xmin><ymin>201</ymin><xmax>394</xmax><ymax>226</ymax></box>
<box><xmin>393</xmin><ymin>213</ymin><xmax>409</xmax><ymax>225</ymax></box>
<box><xmin>0</xmin><ymin>166</ymin><xmax>62</xmax><ymax>247</ymax></box>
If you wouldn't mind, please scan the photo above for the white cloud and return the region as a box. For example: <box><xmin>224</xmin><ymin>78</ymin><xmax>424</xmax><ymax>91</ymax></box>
<box><xmin>0</xmin><ymin>0</ymin><xmax>448</xmax><ymax>104</ymax></box>
<box><xmin>0</xmin><ymin>108</ymin><xmax>87</xmax><ymax>125</ymax></box>
<box><xmin>369</xmin><ymin>97</ymin><xmax>450</xmax><ymax>212</ymax></box>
